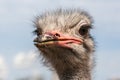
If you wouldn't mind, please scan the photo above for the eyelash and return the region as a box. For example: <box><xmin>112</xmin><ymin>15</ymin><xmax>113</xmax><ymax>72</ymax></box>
<box><xmin>33</xmin><ymin>29</ymin><xmax>40</xmax><ymax>36</ymax></box>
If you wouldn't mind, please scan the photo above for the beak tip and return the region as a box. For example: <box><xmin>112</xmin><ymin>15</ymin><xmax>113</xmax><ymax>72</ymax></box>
<box><xmin>33</xmin><ymin>38</ymin><xmax>38</xmax><ymax>42</ymax></box>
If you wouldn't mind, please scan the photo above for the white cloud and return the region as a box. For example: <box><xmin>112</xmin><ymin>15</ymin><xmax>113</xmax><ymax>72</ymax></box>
<box><xmin>14</xmin><ymin>53</ymin><xmax>25</xmax><ymax>68</ymax></box>
<box><xmin>14</xmin><ymin>50</ymin><xmax>38</xmax><ymax>69</ymax></box>
<box><xmin>0</xmin><ymin>55</ymin><xmax>8</xmax><ymax>80</ymax></box>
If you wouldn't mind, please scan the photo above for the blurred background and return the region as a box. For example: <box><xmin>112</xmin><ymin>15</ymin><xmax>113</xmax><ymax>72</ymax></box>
<box><xmin>0</xmin><ymin>0</ymin><xmax>120</xmax><ymax>80</ymax></box>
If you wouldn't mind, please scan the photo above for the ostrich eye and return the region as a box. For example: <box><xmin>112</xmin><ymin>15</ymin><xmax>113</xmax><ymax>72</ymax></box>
<box><xmin>79</xmin><ymin>25</ymin><xmax>90</xmax><ymax>36</ymax></box>
<box><xmin>33</xmin><ymin>29</ymin><xmax>41</xmax><ymax>36</ymax></box>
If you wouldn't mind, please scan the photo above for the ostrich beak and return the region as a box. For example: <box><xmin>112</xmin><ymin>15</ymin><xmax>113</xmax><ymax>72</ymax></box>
<box><xmin>34</xmin><ymin>31</ymin><xmax>83</xmax><ymax>47</ymax></box>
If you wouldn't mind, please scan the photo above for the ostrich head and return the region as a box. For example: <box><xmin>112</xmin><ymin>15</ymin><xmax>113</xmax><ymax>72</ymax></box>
<box><xmin>33</xmin><ymin>9</ymin><xmax>95</xmax><ymax>80</ymax></box>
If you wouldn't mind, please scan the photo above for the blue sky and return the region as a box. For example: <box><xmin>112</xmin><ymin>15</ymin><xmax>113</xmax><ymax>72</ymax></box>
<box><xmin>0</xmin><ymin>0</ymin><xmax>120</xmax><ymax>80</ymax></box>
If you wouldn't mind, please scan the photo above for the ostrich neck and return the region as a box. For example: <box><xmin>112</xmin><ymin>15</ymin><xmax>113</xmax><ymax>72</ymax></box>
<box><xmin>40</xmin><ymin>46</ymin><xmax>92</xmax><ymax>80</ymax></box>
<box><xmin>58</xmin><ymin>64</ymin><xmax>91</xmax><ymax>80</ymax></box>
<box><xmin>49</xmin><ymin>48</ymin><xmax>91</xmax><ymax>80</ymax></box>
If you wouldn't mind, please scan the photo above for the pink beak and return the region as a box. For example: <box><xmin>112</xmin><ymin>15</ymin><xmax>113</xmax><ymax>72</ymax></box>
<box><xmin>34</xmin><ymin>31</ymin><xmax>83</xmax><ymax>48</ymax></box>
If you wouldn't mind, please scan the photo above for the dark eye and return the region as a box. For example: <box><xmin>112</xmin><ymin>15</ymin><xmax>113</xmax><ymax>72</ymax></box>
<box><xmin>33</xmin><ymin>29</ymin><xmax>42</xmax><ymax>36</ymax></box>
<box><xmin>79</xmin><ymin>25</ymin><xmax>90</xmax><ymax>36</ymax></box>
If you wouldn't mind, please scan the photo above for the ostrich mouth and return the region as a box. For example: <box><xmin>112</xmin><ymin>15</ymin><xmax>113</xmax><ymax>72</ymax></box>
<box><xmin>34</xmin><ymin>37</ymin><xmax>83</xmax><ymax>48</ymax></box>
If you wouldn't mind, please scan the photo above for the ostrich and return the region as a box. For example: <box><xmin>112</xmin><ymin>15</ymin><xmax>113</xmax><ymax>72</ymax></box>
<box><xmin>33</xmin><ymin>9</ymin><xmax>95</xmax><ymax>80</ymax></box>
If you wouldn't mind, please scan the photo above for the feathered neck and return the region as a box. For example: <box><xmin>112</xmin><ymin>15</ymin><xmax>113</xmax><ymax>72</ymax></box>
<box><xmin>39</xmin><ymin>46</ymin><xmax>92</xmax><ymax>80</ymax></box>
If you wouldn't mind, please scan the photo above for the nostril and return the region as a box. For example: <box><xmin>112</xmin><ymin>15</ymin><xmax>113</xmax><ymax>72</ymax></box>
<box><xmin>54</xmin><ymin>33</ymin><xmax>61</xmax><ymax>37</ymax></box>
